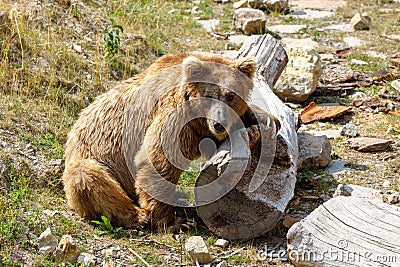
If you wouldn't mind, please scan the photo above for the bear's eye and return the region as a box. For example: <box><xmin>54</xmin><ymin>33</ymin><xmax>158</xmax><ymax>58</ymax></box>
<box><xmin>225</xmin><ymin>92</ymin><xmax>235</xmax><ymax>102</ymax></box>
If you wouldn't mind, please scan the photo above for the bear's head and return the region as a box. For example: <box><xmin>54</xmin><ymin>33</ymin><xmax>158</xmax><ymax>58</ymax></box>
<box><xmin>178</xmin><ymin>55</ymin><xmax>256</xmax><ymax>141</ymax></box>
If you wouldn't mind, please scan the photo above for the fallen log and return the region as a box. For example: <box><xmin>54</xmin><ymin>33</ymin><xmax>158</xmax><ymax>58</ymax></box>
<box><xmin>287</xmin><ymin>196</ymin><xmax>400</xmax><ymax>267</ymax></box>
<box><xmin>195</xmin><ymin>34</ymin><xmax>299</xmax><ymax>241</ymax></box>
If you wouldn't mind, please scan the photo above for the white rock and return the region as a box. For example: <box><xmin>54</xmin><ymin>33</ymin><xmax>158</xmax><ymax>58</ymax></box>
<box><xmin>248</xmin><ymin>0</ymin><xmax>289</xmax><ymax>12</ymax></box>
<box><xmin>289</xmin><ymin>0</ymin><xmax>346</xmax><ymax>11</ymax></box>
<box><xmin>325</xmin><ymin>160</ymin><xmax>354</xmax><ymax>175</ymax></box>
<box><xmin>350</xmin><ymin>13</ymin><xmax>371</xmax><ymax>30</ymax></box>
<box><xmin>383</xmin><ymin>180</ymin><xmax>392</xmax><ymax>188</ymax></box>
<box><xmin>185</xmin><ymin>236</ymin><xmax>213</xmax><ymax>264</ymax></box>
<box><xmin>72</xmin><ymin>44</ymin><xmax>82</xmax><ymax>53</ymax></box>
<box><xmin>38</xmin><ymin>228</ymin><xmax>58</xmax><ymax>254</ymax></box>
<box><xmin>280</xmin><ymin>37</ymin><xmax>319</xmax><ymax>50</ymax></box>
<box><xmin>228</xmin><ymin>34</ymin><xmax>249</xmax><ymax>47</ymax></box>
<box><xmin>351</xmin><ymin>59</ymin><xmax>368</xmax><ymax>65</ymax></box>
<box><xmin>324</xmin><ymin>24</ymin><xmax>352</xmax><ymax>32</ymax></box>
<box><xmin>340</xmin><ymin>123</ymin><xmax>357</xmax><ymax>137</ymax></box>
<box><xmin>307</xmin><ymin>129</ymin><xmax>341</xmax><ymax>139</ymax></box>
<box><xmin>269</xmin><ymin>24</ymin><xmax>306</xmax><ymax>34</ymax></box>
<box><xmin>365</xmin><ymin>50</ymin><xmax>387</xmax><ymax>59</ymax></box>
<box><xmin>288</xmin><ymin>9</ymin><xmax>335</xmax><ymax>20</ymax></box>
<box><xmin>233</xmin><ymin>0</ymin><xmax>248</xmax><ymax>9</ymax></box>
<box><xmin>298</xmin><ymin>132</ymin><xmax>332</xmax><ymax>169</ymax></box>
<box><xmin>333</xmin><ymin>184</ymin><xmax>380</xmax><ymax>198</ymax></box>
<box><xmin>274</xmin><ymin>47</ymin><xmax>322</xmax><ymax>102</ymax></box>
<box><xmin>391</xmin><ymin>79</ymin><xmax>400</xmax><ymax>92</ymax></box>
<box><xmin>234</xmin><ymin>8</ymin><xmax>267</xmax><ymax>35</ymax></box>
<box><xmin>343</xmin><ymin>36</ymin><xmax>363</xmax><ymax>47</ymax></box>
<box><xmin>54</xmin><ymin>235</ymin><xmax>81</xmax><ymax>263</ymax></box>
<box><xmin>77</xmin><ymin>252</ymin><xmax>97</xmax><ymax>266</ymax></box>
<box><xmin>215</xmin><ymin>239</ymin><xmax>229</xmax><ymax>248</ymax></box>
<box><xmin>384</xmin><ymin>190</ymin><xmax>400</xmax><ymax>204</ymax></box>
<box><xmin>196</xmin><ymin>19</ymin><xmax>220</xmax><ymax>33</ymax></box>
<box><xmin>216</xmin><ymin>260</ymin><xmax>228</xmax><ymax>267</ymax></box>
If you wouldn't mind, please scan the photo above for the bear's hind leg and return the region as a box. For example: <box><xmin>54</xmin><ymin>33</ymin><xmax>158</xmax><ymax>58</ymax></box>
<box><xmin>62</xmin><ymin>159</ymin><xmax>148</xmax><ymax>228</ymax></box>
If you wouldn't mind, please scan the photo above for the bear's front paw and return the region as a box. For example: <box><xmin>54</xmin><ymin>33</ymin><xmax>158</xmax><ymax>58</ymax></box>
<box><xmin>137</xmin><ymin>208</ymin><xmax>150</xmax><ymax>228</ymax></box>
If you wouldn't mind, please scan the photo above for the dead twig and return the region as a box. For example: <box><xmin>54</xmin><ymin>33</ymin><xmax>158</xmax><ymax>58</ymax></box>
<box><xmin>221</xmin><ymin>247</ymin><xmax>245</xmax><ymax>259</ymax></box>
<box><xmin>128</xmin><ymin>248</ymin><xmax>151</xmax><ymax>267</ymax></box>
<box><xmin>130</xmin><ymin>238</ymin><xmax>176</xmax><ymax>250</ymax></box>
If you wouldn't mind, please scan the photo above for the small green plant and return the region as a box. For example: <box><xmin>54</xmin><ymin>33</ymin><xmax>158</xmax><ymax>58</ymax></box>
<box><xmin>103</xmin><ymin>18</ymin><xmax>124</xmax><ymax>57</ymax></box>
<box><xmin>92</xmin><ymin>215</ymin><xmax>124</xmax><ymax>237</ymax></box>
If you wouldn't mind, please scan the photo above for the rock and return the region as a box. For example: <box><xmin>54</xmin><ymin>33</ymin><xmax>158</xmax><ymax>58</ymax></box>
<box><xmin>340</xmin><ymin>123</ymin><xmax>357</xmax><ymax>137</ymax></box>
<box><xmin>248</xmin><ymin>0</ymin><xmax>289</xmax><ymax>12</ymax></box>
<box><xmin>225</xmin><ymin>41</ymin><xmax>236</xmax><ymax>50</ymax></box>
<box><xmin>289</xmin><ymin>0</ymin><xmax>346</xmax><ymax>11</ymax></box>
<box><xmin>77</xmin><ymin>252</ymin><xmax>97</xmax><ymax>266</ymax></box>
<box><xmin>233</xmin><ymin>0</ymin><xmax>248</xmax><ymax>9</ymax></box>
<box><xmin>348</xmin><ymin>137</ymin><xmax>393</xmax><ymax>152</ymax></box>
<box><xmin>343</xmin><ymin>36</ymin><xmax>363</xmax><ymax>47</ymax></box>
<box><xmin>325</xmin><ymin>160</ymin><xmax>354</xmax><ymax>175</ymax></box>
<box><xmin>268</xmin><ymin>24</ymin><xmax>306</xmax><ymax>34</ymax></box>
<box><xmin>216</xmin><ymin>260</ymin><xmax>228</xmax><ymax>267</ymax></box>
<box><xmin>283</xmin><ymin>215</ymin><xmax>300</xmax><ymax>228</ymax></box>
<box><xmin>227</xmin><ymin>34</ymin><xmax>249</xmax><ymax>47</ymax></box>
<box><xmin>280</xmin><ymin>37</ymin><xmax>319</xmax><ymax>50</ymax></box>
<box><xmin>215</xmin><ymin>239</ymin><xmax>229</xmax><ymax>248</ymax></box>
<box><xmin>38</xmin><ymin>228</ymin><xmax>58</xmax><ymax>254</ymax></box>
<box><xmin>350</xmin><ymin>13</ymin><xmax>371</xmax><ymax>30</ymax></box>
<box><xmin>196</xmin><ymin>19</ymin><xmax>220</xmax><ymax>33</ymax></box>
<box><xmin>234</xmin><ymin>8</ymin><xmax>267</xmax><ymax>35</ymax></box>
<box><xmin>54</xmin><ymin>235</ymin><xmax>81</xmax><ymax>263</ymax></box>
<box><xmin>274</xmin><ymin>48</ymin><xmax>322</xmax><ymax>102</ymax></box>
<box><xmin>191</xmin><ymin>6</ymin><xmax>201</xmax><ymax>14</ymax></box>
<box><xmin>288</xmin><ymin>9</ymin><xmax>335</xmax><ymax>20</ymax></box>
<box><xmin>299</xmin><ymin>102</ymin><xmax>351</xmax><ymax>124</ymax></box>
<box><xmin>391</xmin><ymin>79</ymin><xmax>400</xmax><ymax>92</ymax></box>
<box><xmin>306</xmin><ymin>129</ymin><xmax>341</xmax><ymax>139</ymax></box>
<box><xmin>298</xmin><ymin>132</ymin><xmax>332</xmax><ymax>169</ymax></box>
<box><xmin>383</xmin><ymin>180</ymin><xmax>392</xmax><ymax>188</ymax></box>
<box><xmin>185</xmin><ymin>236</ymin><xmax>213</xmax><ymax>264</ymax></box>
<box><xmin>323</xmin><ymin>24</ymin><xmax>352</xmax><ymax>32</ymax></box>
<box><xmin>333</xmin><ymin>184</ymin><xmax>380</xmax><ymax>198</ymax></box>
<box><xmin>351</xmin><ymin>59</ymin><xmax>368</xmax><ymax>65</ymax></box>
<box><xmin>384</xmin><ymin>190</ymin><xmax>399</xmax><ymax>204</ymax></box>
<box><xmin>49</xmin><ymin>159</ymin><xmax>63</xmax><ymax>166</ymax></box>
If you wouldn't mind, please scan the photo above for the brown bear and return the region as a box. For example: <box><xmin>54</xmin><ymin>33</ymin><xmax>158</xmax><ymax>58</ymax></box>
<box><xmin>62</xmin><ymin>52</ymin><xmax>278</xmax><ymax>231</ymax></box>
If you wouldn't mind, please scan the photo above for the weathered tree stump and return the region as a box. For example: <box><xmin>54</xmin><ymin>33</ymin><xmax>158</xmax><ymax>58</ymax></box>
<box><xmin>287</xmin><ymin>196</ymin><xmax>400</xmax><ymax>267</ymax></box>
<box><xmin>195</xmin><ymin>34</ymin><xmax>298</xmax><ymax>240</ymax></box>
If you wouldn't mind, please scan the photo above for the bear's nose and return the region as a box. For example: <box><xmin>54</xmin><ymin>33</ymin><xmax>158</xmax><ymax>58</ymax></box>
<box><xmin>213</xmin><ymin>123</ymin><xmax>225</xmax><ymax>133</ymax></box>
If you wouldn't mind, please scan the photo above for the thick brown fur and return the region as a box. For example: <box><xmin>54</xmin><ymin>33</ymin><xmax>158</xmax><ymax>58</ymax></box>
<box><xmin>62</xmin><ymin>52</ymin><xmax>279</xmax><ymax>231</ymax></box>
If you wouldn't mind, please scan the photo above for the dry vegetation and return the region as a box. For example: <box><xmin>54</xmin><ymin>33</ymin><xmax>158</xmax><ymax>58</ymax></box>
<box><xmin>0</xmin><ymin>0</ymin><xmax>399</xmax><ymax>266</ymax></box>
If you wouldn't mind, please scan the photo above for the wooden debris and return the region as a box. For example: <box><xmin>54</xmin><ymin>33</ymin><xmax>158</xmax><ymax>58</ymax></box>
<box><xmin>128</xmin><ymin>248</ymin><xmax>151</xmax><ymax>267</ymax></box>
<box><xmin>389</xmin><ymin>110</ymin><xmax>400</xmax><ymax>116</ymax></box>
<box><xmin>300</xmin><ymin>102</ymin><xmax>352</xmax><ymax>124</ymax></box>
<box><xmin>348</xmin><ymin>137</ymin><xmax>394</xmax><ymax>152</ymax></box>
<box><xmin>195</xmin><ymin>34</ymin><xmax>298</xmax><ymax>241</ymax></box>
<box><xmin>287</xmin><ymin>196</ymin><xmax>400</xmax><ymax>267</ymax></box>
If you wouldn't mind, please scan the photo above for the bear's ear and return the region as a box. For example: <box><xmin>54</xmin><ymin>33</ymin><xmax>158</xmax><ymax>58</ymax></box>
<box><xmin>234</xmin><ymin>57</ymin><xmax>256</xmax><ymax>79</ymax></box>
<box><xmin>181</xmin><ymin>56</ymin><xmax>206</xmax><ymax>83</ymax></box>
